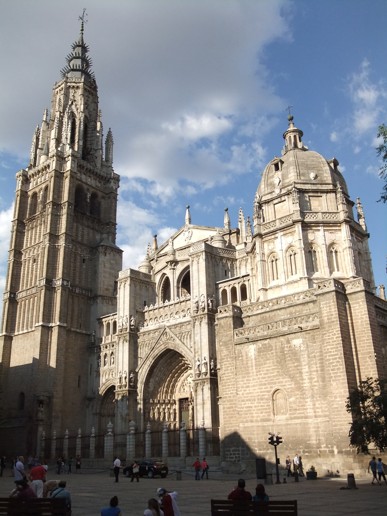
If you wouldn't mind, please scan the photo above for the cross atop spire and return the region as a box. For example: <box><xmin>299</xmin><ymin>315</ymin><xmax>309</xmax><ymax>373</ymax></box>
<box><xmin>60</xmin><ymin>12</ymin><xmax>94</xmax><ymax>81</ymax></box>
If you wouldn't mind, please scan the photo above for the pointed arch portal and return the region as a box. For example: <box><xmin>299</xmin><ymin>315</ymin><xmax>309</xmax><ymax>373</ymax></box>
<box><xmin>143</xmin><ymin>349</ymin><xmax>193</xmax><ymax>431</ymax></box>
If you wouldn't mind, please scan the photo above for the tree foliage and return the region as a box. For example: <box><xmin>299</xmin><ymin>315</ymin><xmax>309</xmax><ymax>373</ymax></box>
<box><xmin>346</xmin><ymin>377</ymin><xmax>387</xmax><ymax>453</ymax></box>
<box><xmin>376</xmin><ymin>124</ymin><xmax>387</xmax><ymax>203</ymax></box>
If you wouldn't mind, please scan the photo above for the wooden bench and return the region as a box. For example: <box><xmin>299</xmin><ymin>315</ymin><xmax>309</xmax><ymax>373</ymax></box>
<box><xmin>0</xmin><ymin>497</ymin><xmax>68</xmax><ymax>515</ymax></box>
<box><xmin>211</xmin><ymin>499</ymin><xmax>298</xmax><ymax>515</ymax></box>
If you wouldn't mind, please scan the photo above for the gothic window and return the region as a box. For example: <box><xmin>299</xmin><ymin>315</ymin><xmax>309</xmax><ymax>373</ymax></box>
<box><xmin>231</xmin><ymin>286</ymin><xmax>237</xmax><ymax>303</ymax></box>
<box><xmin>82</xmin><ymin>121</ymin><xmax>89</xmax><ymax>160</ymax></box>
<box><xmin>328</xmin><ymin>244</ymin><xmax>341</xmax><ymax>274</ymax></box>
<box><xmin>221</xmin><ymin>289</ymin><xmax>228</xmax><ymax>305</ymax></box>
<box><xmin>286</xmin><ymin>248</ymin><xmax>298</xmax><ymax>277</ymax></box>
<box><xmin>18</xmin><ymin>392</ymin><xmax>25</xmax><ymax>411</ymax></box>
<box><xmin>179</xmin><ymin>268</ymin><xmax>191</xmax><ymax>297</ymax></box>
<box><xmin>29</xmin><ymin>192</ymin><xmax>38</xmax><ymax>217</ymax></box>
<box><xmin>69</xmin><ymin>115</ymin><xmax>77</xmax><ymax>147</ymax></box>
<box><xmin>89</xmin><ymin>192</ymin><xmax>100</xmax><ymax>217</ymax></box>
<box><xmin>272</xmin><ymin>389</ymin><xmax>288</xmax><ymax>417</ymax></box>
<box><xmin>308</xmin><ymin>245</ymin><xmax>319</xmax><ymax>274</ymax></box>
<box><xmin>160</xmin><ymin>276</ymin><xmax>171</xmax><ymax>303</ymax></box>
<box><xmin>240</xmin><ymin>283</ymin><xmax>247</xmax><ymax>301</ymax></box>
<box><xmin>112</xmin><ymin>320</ymin><xmax>117</xmax><ymax>334</ymax></box>
<box><xmin>74</xmin><ymin>185</ymin><xmax>87</xmax><ymax>213</ymax></box>
<box><xmin>106</xmin><ymin>322</ymin><xmax>110</xmax><ymax>336</ymax></box>
<box><xmin>268</xmin><ymin>253</ymin><xmax>279</xmax><ymax>282</ymax></box>
<box><xmin>41</xmin><ymin>186</ymin><xmax>48</xmax><ymax>208</ymax></box>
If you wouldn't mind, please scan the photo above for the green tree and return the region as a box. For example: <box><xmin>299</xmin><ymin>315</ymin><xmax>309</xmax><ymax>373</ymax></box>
<box><xmin>376</xmin><ymin>124</ymin><xmax>387</xmax><ymax>202</ymax></box>
<box><xmin>346</xmin><ymin>377</ymin><xmax>387</xmax><ymax>453</ymax></box>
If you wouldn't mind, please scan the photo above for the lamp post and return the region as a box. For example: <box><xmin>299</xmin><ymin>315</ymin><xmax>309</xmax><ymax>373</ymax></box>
<box><xmin>268</xmin><ymin>432</ymin><xmax>283</xmax><ymax>484</ymax></box>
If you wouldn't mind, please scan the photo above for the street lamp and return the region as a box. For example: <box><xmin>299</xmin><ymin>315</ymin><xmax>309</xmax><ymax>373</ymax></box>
<box><xmin>268</xmin><ymin>432</ymin><xmax>282</xmax><ymax>484</ymax></box>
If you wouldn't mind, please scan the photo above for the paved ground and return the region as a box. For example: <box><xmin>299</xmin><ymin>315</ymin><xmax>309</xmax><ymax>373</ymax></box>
<box><xmin>1</xmin><ymin>468</ymin><xmax>387</xmax><ymax>515</ymax></box>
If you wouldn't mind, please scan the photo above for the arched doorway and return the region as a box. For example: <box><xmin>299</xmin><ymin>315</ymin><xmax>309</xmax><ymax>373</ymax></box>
<box><xmin>143</xmin><ymin>349</ymin><xmax>194</xmax><ymax>456</ymax></box>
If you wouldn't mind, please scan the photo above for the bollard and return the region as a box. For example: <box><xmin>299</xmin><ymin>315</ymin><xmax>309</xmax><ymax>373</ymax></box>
<box><xmin>176</xmin><ymin>470</ymin><xmax>182</xmax><ymax>481</ymax></box>
<box><xmin>347</xmin><ymin>473</ymin><xmax>357</xmax><ymax>489</ymax></box>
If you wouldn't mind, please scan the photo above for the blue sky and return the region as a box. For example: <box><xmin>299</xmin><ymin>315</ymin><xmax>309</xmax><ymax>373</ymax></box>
<box><xmin>0</xmin><ymin>0</ymin><xmax>386</xmax><ymax>314</ymax></box>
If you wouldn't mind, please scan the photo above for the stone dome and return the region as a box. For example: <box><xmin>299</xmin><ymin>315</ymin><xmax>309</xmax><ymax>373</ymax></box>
<box><xmin>257</xmin><ymin>116</ymin><xmax>349</xmax><ymax>200</ymax></box>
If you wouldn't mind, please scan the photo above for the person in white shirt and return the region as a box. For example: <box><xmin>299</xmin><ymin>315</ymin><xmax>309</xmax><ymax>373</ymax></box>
<box><xmin>113</xmin><ymin>457</ymin><xmax>121</xmax><ymax>483</ymax></box>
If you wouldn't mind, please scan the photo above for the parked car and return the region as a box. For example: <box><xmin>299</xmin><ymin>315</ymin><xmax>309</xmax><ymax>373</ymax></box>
<box><xmin>123</xmin><ymin>459</ymin><xmax>168</xmax><ymax>478</ymax></box>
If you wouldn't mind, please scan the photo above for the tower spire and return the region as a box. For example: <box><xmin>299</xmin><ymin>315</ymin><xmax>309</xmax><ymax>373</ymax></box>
<box><xmin>61</xmin><ymin>10</ymin><xmax>94</xmax><ymax>81</ymax></box>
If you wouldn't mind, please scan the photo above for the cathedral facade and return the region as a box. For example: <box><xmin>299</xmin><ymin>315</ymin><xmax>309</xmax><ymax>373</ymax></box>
<box><xmin>1</xmin><ymin>25</ymin><xmax>386</xmax><ymax>473</ymax></box>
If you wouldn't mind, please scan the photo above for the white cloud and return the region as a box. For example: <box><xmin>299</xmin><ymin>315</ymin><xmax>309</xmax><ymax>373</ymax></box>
<box><xmin>163</xmin><ymin>114</ymin><xmax>232</xmax><ymax>140</ymax></box>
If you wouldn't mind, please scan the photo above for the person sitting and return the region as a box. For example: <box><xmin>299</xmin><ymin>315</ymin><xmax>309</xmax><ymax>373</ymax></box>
<box><xmin>50</xmin><ymin>480</ymin><xmax>71</xmax><ymax>514</ymax></box>
<box><xmin>227</xmin><ymin>479</ymin><xmax>252</xmax><ymax>500</ymax></box>
<box><xmin>144</xmin><ymin>497</ymin><xmax>164</xmax><ymax>516</ymax></box>
<box><xmin>10</xmin><ymin>479</ymin><xmax>37</xmax><ymax>500</ymax></box>
<box><xmin>101</xmin><ymin>495</ymin><xmax>121</xmax><ymax>516</ymax></box>
<box><xmin>252</xmin><ymin>483</ymin><xmax>269</xmax><ymax>503</ymax></box>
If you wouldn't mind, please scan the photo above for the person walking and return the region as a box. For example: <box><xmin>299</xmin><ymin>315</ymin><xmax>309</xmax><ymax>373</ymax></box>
<box><xmin>113</xmin><ymin>457</ymin><xmax>121</xmax><ymax>483</ymax></box>
<box><xmin>285</xmin><ymin>456</ymin><xmax>292</xmax><ymax>477</ymax></box>
<box><xmin>29</xmin><ymin>462</ymin><xmax>46</xmax><ymax>497</ymax></box>
<box><xmin>13</xmin><ymin>456</ymin><xmax>25</xmax><ymax>485</ymax></box>
<box><xmin>75</xmin><ymin>455</ymin><xmax>81</xmax><ymax>473</ymax></box>
<box><xmin>192</xmin><ymin>458</ymin><xmax>201</xmax><ymax>480</ymax></box>
<box><xmin>368</xmin><ymin>456</ymin><xmax>380</xmax><ymax>485</ymax></box>
<box><xmin>201</xmin><ymin>458</ymin><xmax>209</xmax><ymax>479</ymax></box>
<box><xmin>157</xmin><ymin>487</ymin><xmax>181</xmax><ymax>516</ymax></box>
<box><xmin>377</xmin><ymin>458</ymin><xmax>387</xmax><ymax>484</ymax></box>
<box><xmin>131</xmin><ymin>460</ymin><xmax>140</xmax><ymax>482</ymax></box>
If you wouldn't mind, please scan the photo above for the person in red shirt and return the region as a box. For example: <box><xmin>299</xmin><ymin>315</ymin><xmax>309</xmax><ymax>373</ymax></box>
<box><xmin>227</xmin><ymin>479</ymin><xmax>252</xmax><ymax>500</ymax></box>
<box><xmin>29</xmin><ymin>463</ymin><xmax>46</xmax><ymax>498</ymax></box>
<box><xmin>192</xmin><ymin>458</ymin><xmax>201</xmax><ymax>480</ymax></box>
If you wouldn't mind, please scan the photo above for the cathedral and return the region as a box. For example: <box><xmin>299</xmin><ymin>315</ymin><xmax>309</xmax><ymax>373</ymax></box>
<box><xmin>1</xmin><ymin>23</ymin><xmax>386</xmax><ymax>474</ymax></box>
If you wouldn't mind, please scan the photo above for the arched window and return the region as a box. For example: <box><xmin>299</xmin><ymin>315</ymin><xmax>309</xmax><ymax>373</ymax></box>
<box><xmin>106</xmin><ymin>322</ymin><xmax>111</xmax><ymax>336</ymax></box>
<box><xmin>90</xmin><ymin>192</ymin><xmax>100</xmax><ymax>217</ymax></box>
<box><xmin>74</xmin><ymin>185</ymin><xmax>87</xmax><ymax>213</ymax></box>
<box><xmin>70</xmin><ymin>116</ymin><xmax>77</xmax><ymax>147</ymax></box>
<box><xmin>240</xmin><ymin>283</ymin><xmax>247</xmax><ymax>301</ymax></box>
<box><xmin>272</xmin><ymin>389</ymin><xmax>288</xmax><ymax>417</ymax></box>
<box><xmin>41</xmin><ymin>186</ymin><xmax>48</xmax><ymax>208</ymax></box>
<box><xmin>18</xmin><ymin>392</ymin><xmax>25</xmax><ymax>411</ymax></box>
<box><xmin>286</xmin><ymin>248</ymin><xmax>298</xmax><ymax>277</ymax></box>
<box><xmin>328</xmin><ymin>244</ymin><xmax>340</xmax><ymax>274</ymax></box>
<box><xmin>221</xmin><ymin>289</ymin><xmax>228</xmax><ymax>305</ymax></box>
<box><xmin>82</xmin><ymin>121</ymin><xmax>89</xmax><ymax>160</ymax></box>
<box><xmin>268</xmin><ymin>253</ymin><xmax>279</xmax><ymax>282</ymax></box>
<box><xmin>180</xmin><ymin>269</ymin><xmax>191</xmax><ymax>297</ymax></box>
<box><xmin>160</xmin><ymin>276</ymin><xmax>171</xmax><ymax>303</ymax></box>
<box><xmin>308</xmin><ymin>245</ymin><xmax>319</xmax><ymax>274</ymax></box>
<box><xmin>231</xmin><ymin>286</ymin><xmax>237</xmax><ymax>303</ymax></box>
<box><xmin>29</xmin><ymin>192</ymin><xmax>38</xmax><ymax>217</ymax></box>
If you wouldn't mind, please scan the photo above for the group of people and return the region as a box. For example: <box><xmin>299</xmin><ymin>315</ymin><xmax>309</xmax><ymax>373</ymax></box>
<box><xmin>368</xmin><ymin>456</ymin><xmax>387</xmax><ymax>485</ymax></box>
<box><xmin>10</xmin><ymin>455</ymin><xmax>72</xmax><ymax>513</ymax></box>
<box><xmin>228</xmin><ymin>478</ymin><xmax>269</xmax><ymax>503</ymax></box>
<box><xmin>192</xmin><ymin>457</ymin><xmax>209</xmax><ymax>480</ymax></box>
<box><xmin>101</xmin><ymin>487</ymin><xmax>181</xmax><ymax>516</ymax></box>
<box><xmin>285</xmin><ymin>453</ymin><xmax>304</xmax><ymax>477</ymax></box>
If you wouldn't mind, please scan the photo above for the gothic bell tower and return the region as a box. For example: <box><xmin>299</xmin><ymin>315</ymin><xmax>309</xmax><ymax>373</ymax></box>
<box><xmin>0</xmin><ymin>20</ymin><xmax>122</xmax><ymax>455</ymax></box>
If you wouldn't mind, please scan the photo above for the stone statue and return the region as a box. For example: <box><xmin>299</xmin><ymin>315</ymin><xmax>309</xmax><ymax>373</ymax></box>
<box><xmin>202</xmin><ymin>356</ymin><xmax>208</xmax><ymax>375</ymax></box>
